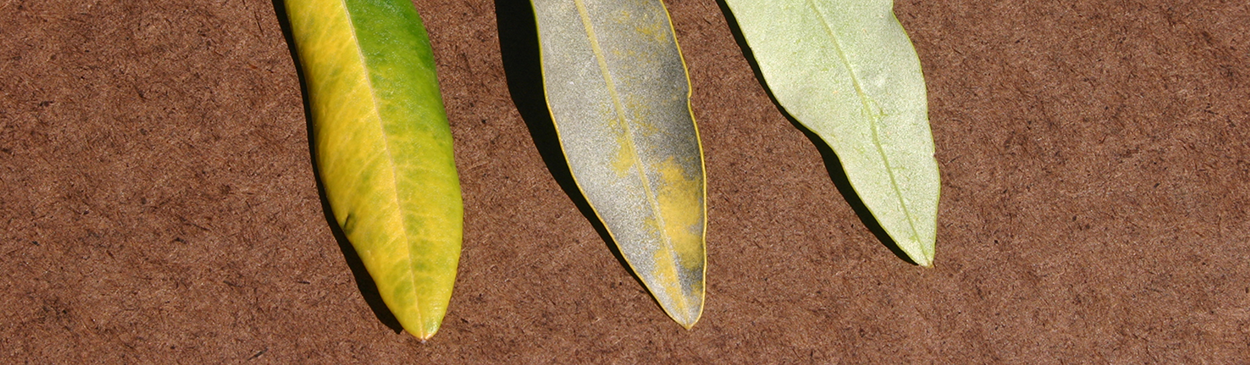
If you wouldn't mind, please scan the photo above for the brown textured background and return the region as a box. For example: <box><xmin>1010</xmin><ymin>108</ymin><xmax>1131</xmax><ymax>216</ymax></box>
<box><xmin>2</xmin><ymin>0</ymin><xmax>1248</xmax><ymax>363</ymax></box>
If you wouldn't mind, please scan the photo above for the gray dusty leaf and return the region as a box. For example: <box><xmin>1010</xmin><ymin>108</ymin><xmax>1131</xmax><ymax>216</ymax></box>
<box><xmin>532</xmin><ymin>0</ymin><xmax>707</xmax><ymax>327</ymax></box>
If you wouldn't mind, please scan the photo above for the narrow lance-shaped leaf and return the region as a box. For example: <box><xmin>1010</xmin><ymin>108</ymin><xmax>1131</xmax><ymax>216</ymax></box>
<box><xmin>531</xmin><ymin>0</ymin><xmax>707</xmax><ymax>327</ymax></box>
<box><xmin>284</xmin><ymin>0</ymin><xmax>462</xmax><ymax>339</ymax></box>
<box><xmin>723</xmin><ymin>0</ymin><xmax>940</xmax><ymax>266</ymax></box>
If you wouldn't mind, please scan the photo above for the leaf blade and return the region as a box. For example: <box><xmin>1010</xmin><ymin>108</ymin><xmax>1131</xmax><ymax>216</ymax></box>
<box><xmin>724</xmin><ymin>0</ymin><xmax>940</xmax><ymax>266</ymax></box>
<box><xmin>532</xmin><ymin>0</ymin><xmax>707</xmax><ymax>327</ymax></box>
<box><xmin>285</xmin><ymin>0</ymin><xmax>462</xmax><ymax>339</ymax></box>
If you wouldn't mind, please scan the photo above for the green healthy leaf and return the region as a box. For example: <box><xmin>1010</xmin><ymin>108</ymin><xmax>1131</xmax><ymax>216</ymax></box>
<box><xmin>531</xmin><ymin>0</ymin><xmax>707</xmax><ymax>327</ymax></box>
<box><xmin>284</xmin><ymin>0</ymin><xmax>462</xmax><ymax>339</ymax></box>
<box><xmin>723</xmin><ymin>0</ymin><xmax>940</xmax><ymax>266</ymax></box>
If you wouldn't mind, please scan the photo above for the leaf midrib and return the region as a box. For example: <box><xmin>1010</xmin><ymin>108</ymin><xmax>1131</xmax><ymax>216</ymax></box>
<box><xmin>807</xmin><ymin>0</ymin><xmax>923</xmax><ymax>254</ymax></box>
<box><xmin>572</xmin><ymin>0</ymin><xmax>691</xmax><ymax>312</ymax></box>
<box><xmin>339</xmin><ymin>0</ymin><xmax>424</xmax><ymax>328</ymax></box>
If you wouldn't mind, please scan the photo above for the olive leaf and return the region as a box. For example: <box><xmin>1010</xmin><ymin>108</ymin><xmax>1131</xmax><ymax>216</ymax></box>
<box><xmin>531</xmin><ymin>0</ymin><xmax>707</xmax><ymax>327</ymax></box>
<box><xmin>722</xmin><ymin>0</ymin><xmax>940</xmax><ymax>266</ymax></box>
<box><xmin>284</xmin><ymin>0</ymin><xmax>462</xmax><ymax>339</ymax></box>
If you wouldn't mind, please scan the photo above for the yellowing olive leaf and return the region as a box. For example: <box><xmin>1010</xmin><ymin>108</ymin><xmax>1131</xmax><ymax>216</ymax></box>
<box><xmin>723</xmin><ymin>0</ymin><xmax>940</xmax><ymax>266</ymax></box>
<box><xmin>531</xmin><ymin>0</ymin><xmax>707</xmax><ymax>328</ymax></box>
<box><xmin>284</xmin><ymin>0</ymin><xmax>462</xmax><ymax>339</ymax></box>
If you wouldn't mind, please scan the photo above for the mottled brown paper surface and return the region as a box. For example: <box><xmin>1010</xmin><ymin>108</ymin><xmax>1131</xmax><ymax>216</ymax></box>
<box><xmin>2</xmin><ymin>0</ymin><xmax>1247</xmax><ymax>362</ymax></box>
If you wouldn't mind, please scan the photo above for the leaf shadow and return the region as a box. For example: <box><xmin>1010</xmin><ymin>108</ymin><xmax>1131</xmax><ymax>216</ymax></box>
<box><xmin>713</xmin><ymin>0</ymin><xmax>917</xmax><ymax>265</ymax></box>
<box><xmin>493</xmin><ymin>0</ymin><xmax>655</xmax><ymax>300</ymax></box>
<box><xmin>271</xmin><ymin>0</ymin><xmax>404</xmax><ymax>333</ymax></box>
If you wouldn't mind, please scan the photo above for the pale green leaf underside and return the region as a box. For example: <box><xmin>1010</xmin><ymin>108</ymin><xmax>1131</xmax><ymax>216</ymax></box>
<box><xmin>532</xmin><ymin>0</ymin><xmax>707</xmax><ymax>327</ymax></box>
<box><xmin>724</xmin><ymin>0</ymin><xmax>939</xmax><ymax>266</ymax></box>
<box><xmin>285</xmin><ymin>0</ymin><xmax>462</xmax><ymax>339</ymax></box>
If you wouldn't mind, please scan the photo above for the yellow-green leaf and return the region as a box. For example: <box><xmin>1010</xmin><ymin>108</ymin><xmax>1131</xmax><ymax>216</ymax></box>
<box><xmin>723</xmin><ymin>0</ymin><xmax>940</xmax><ymax>266</ymax></box>
<box><xmin>531</xmin><ymin>0</ymin><xmax>707</xmax><ymax>328</ymax></box>
<box><xmin>284</xmin><ymin>0</ymin><xmax>462</xmax><ymax>340</ymax></box>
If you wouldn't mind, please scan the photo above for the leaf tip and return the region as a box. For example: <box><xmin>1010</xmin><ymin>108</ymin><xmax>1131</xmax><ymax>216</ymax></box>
<box><xmin>913</xmin><ymin>251</ymin><xmax>934</xmax><ymax>268</ymax></box>
<box><xmin>409</xmin><ymin>329</ymin><xmax>436</xmax><ymax>342</ymax></box>
<box><xmin>675</xmin><ymin>316</ymin><xmax>699</xmax><ymax>330</ymax></box>
<box><xmin>402</xmin><ymin>320</ymin><xmax>441</xmax><ymax>342</ymax></box>
<box><xmin>667</xmin><ymin>300</ymin><xmax>703</xmax><ymax>330</ymax></box>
